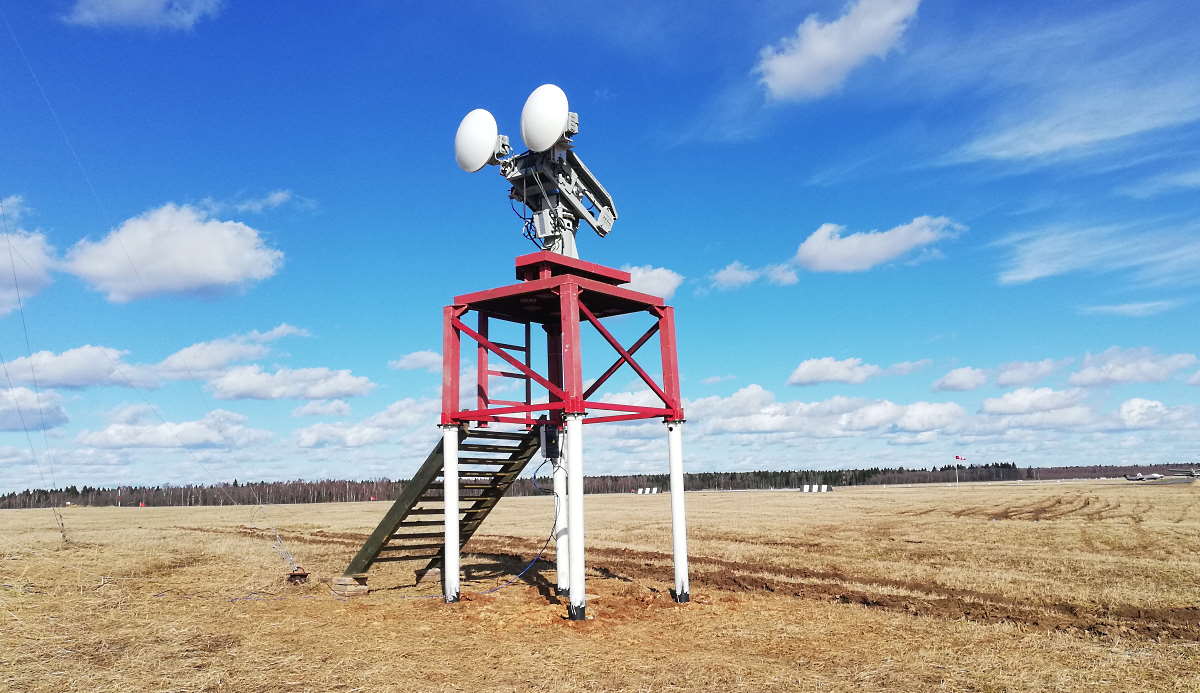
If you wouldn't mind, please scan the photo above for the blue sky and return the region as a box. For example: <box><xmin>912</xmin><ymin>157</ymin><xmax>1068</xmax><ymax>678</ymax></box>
<box><xmin>0</xmin><ymin>0</ymin><xmax>1197</xmax><ymax>492</ymax></box>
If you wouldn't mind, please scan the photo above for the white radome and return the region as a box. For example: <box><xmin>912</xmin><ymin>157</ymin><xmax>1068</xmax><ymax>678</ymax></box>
<box><xmin>520</xmin><ymin>84</ymin><xmax>569</xmax><ymax>153</ymax></box>
<box><xmin>454</xmin><ymin>108</ymin><xmax>499</xmax><ymax>172</ymax></box>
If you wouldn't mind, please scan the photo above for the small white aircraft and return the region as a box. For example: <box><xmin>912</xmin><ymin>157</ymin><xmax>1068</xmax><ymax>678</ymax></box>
<box><xmin>1124</xmin><ymin>473</ymin><xmax>1165</xmax><ymax>482</ymax></box>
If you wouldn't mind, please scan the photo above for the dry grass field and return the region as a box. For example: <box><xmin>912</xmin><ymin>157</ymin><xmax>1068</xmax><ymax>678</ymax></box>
<box><xmin>2</xmin><ymin>479</ymin><xmax>1198</xmax><ymax>692</ymax></box>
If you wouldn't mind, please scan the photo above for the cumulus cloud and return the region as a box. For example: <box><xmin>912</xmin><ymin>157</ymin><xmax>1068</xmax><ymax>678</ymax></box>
<box><xmin>388</xmin><ymin>350</ymin><xmax>442</xmax><ymax>373</ymax></box>
<box><xmin>708</xmin><ymin>216</ymin><xmax>963</xmax><ymax>289</ymax></box>
<box><xmin>981</xmin><ymin>387</ymin><xmax>1085</xmax><ymax>415</ymax></box>
<box><xmin>65</xmin><ymin>203</ymin><xmax>283</xmax><ymax>302</ymax></box>
<box><xmin>995</xmin><ymin>358</ymin><xmax>1067</xmax><ymax>386</ymax></box>
<box><xmin>710</xmin><ymin>261</ymin><xmax>761</xmax><ymax>290</ymax></box>
<box><xmin>620</xmin><ymin>264</ymin><xmax>685</xmax><ymax>299</ymax></box>
<box><xmin>1068</xmin><ymin>347</ymin><xmax>1197</xmax><ymax>387</ymax></box>
<box><xmin>78</xmin><ymin>409</ymin><xmax>269</xmax><ymax>449</ymax></box>
<box><xmin>1079</xmin><ymin>301</ymin><xmax>1182</xmax><ymax>317</ymax></box>
<box><xmin>0</xmin><ymin>346</ymin><xmax>157</xmax><ymax>389</ymax></box>
<box><xmin>158</xmin><ymin>323</ymin><xmax>307</xmax><ymax>376</ymax></box>
<box><xmin>0</xmin><ymin>388</ymin><xmax>69</xmax><ymax>431</ymax></box>
<box><xmin>933</xmin><ymin>366</ymin><xmax>987</xmax><ymax>391</ymax></box>
<box><xmin>295</xmin><ymin>398</ymin><xmax>437</xmax><ymax>448</ymax></box>
<box><xmin>208</xmin><ymin>365</ymin><xmax>375</xmax><ymax>400</ymax></box>
<box><xmin>0</xmin><ymin>196</ymin><xmax>58</xmax><ymax>315</ymax></box>
<box><xmin>787</xmin><ymin>356</ymin><xmax>930</xmax><ymax>386</ymax></box>
<box><xmin>788</xmin><ymin>357</ymin><xmax>881</xmax><ymax>385</ymax></box>
<box><xmin>687</xmin><ymin>384</ymin><xmax>963</xmax><ymax>439</ymax></box>
<box><xmin>292</xmin><ymin>400</ymin><xmax>351</xmax><ymax>417</ymax></box>
<box><xmin>756</xmin><ymin>0</ymin><xmax>921</xmax><ymax>100</ymax></box>
<box><xmin>794</xmin><ymin>216</ymin><xmax>963</xmax><ymax>272</ymax></box>
<box><xmin>63</xmin><ymin>0</ymin><xmax>222</xmax><ymax>30</ymax></box>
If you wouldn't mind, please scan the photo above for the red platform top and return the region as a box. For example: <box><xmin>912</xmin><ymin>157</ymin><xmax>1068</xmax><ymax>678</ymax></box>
<box><xmin>515</xmin><ymin>251</ymin><xmax>632</xmax><ymax>285</ymax></box>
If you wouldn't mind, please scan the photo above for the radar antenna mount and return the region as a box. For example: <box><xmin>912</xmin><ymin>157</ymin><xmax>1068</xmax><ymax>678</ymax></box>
<box><xmin>453</xmin><ymin>84</ymin><xmax>618</xmax><ymax>259</ymax></box>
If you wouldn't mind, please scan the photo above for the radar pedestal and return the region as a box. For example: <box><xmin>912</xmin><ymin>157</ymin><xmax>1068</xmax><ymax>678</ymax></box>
<box><xmin>439</xmin><ymin>251</ymin><xmax>690</xmax><ymax>617</ymax></box>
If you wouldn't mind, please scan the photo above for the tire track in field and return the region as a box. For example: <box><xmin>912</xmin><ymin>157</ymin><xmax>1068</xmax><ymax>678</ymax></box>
<box><xmin>175</xmin><ymin>525</ymin><xmax>1200</xmax><ymax>642</ymax></box>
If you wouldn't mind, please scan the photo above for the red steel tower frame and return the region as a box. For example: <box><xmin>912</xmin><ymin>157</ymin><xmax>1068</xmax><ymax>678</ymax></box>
<box><xmin>440</xmin><ymin>251</ymin><xmax>685</xmax><ymax>428</ymax></box>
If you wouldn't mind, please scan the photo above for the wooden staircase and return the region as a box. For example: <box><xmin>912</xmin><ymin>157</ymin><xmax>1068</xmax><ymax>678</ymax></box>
<box><xmin>337</xmin><ymin>425</ymin><xmax>542</xmax><ymax>591</ymax></box>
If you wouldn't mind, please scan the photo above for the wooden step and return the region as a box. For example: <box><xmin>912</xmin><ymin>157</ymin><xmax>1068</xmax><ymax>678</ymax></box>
<box><xmin>379</xmin><ymin>543</ymin><xmax>443</xmax><ymax>552</ymax></box>
<box><xmin>459</xmin><ymin>444</ymin><xmax>521</xmax><ymax>454</ymax></box>
<box><xmin>449</xmin><ymin>470</ymin><xmax>513</xmax><ymax>478</ymax></box>
<box><xmin>408</xmin><ymin>507</ymin><xmax>491</xmax><ymax>515</ymax></box>
<box><xmin>396</xmin><ymin>520</ymin><xmax>442</xmax><ymax>528</ymax></box>
<box><xmin>389</xmin><ymin>532</ymin><xmax>442</xmax><ymax>540</ymax></box>
<box><xmin>373</xmin><ymin>554</ymin><xmax>438</xmax><ymax>563</ymax></box>
<box><xmin>427</xmin><ymin>482</ymin><xmax>501</xmax><ymax>490</ymax></box>
<box><xmin>457</xmin><ymin>457</ymin><xmax>515</xmax><ymax>465</ymax></box>
<box><xmin>466</xmin><ymin>430</ymin><xmax>527</xmax><ymax>441</ymax></box>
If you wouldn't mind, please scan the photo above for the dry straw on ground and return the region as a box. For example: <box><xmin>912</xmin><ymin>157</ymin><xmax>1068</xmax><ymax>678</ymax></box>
<box><xmin>2</xmin><ymin>479</ymin><xmax>1198</xmax><ymax>691</ymax></box>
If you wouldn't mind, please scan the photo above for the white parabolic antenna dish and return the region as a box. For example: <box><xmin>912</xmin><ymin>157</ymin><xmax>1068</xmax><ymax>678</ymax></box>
<box><xmin>454</xmin><ymin>108</ymin><xmax>499</xmax><ymax>172</ymax></box>
<box><xmin>520</xmin><ymin>84</ymin><xmax>569</xmax><ymax>153</ymax></box>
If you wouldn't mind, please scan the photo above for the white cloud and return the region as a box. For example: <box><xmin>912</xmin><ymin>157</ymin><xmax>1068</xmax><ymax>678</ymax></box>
<box><xmin>895</xmin><ymin>401</ymin><xmax>964</xmax><ymax>432</ymax></box>
<box><xmin>296</xmin><ymin>422</ymin><xmax>390</xmax><ymax>449</ymax></box>
<box><xmin>701</xmin><ymin>374</ymin><xmax>736</xmax><ymax>385</ymax></box>
<box><xmin>78</xmin><ymin>409</ymin><xmax>269</xmax><ymax>449</ymax></box>
<box><xmin>794</xmin><ymin>216</ymin><xmax>963</xmax><ymax>272</ymax></box>
<box><xmin>621</xmin><ymin>264</ymin><xmax>684</xmax><ymax>299</ymax></box>
<box><xmin>1068</xmin><ymin>347</ymin><xmax>1197</xmax><ymax>387</ymax></box>
<box><xmin>996</xmin><ymin>225</ymin><xmax>1200</xmax><ymax>287</ymax></box>
<box><xmin>787</xmin><ymin>356</ymin><xmax>929</xmax><ymax>386</ymax></box>
<box><xmin>388</xmin><ymin>350</ymin><xmax>442</xmax><ymax>373</ymax></box>
<box><xmin>981</xmin><ymin>387</ymin><xmax>1085</xmax><ymax>415</ymax></box>
<box><xmin>933</xmin><ymin>366</ymin><xmax>987</xmax><ymax>391</ymax></box>
<box><xmin>762</xmin><ymin>264</ymin><xmax>799</xmax><ymax>286</ymax></box>
<box><xmin>1119</xmin><ymin>168</ymin><xmax>1200</xmax><ymax>199</ymax></box>
<box><xmin>0</xmin><ymin>388</ymin><xmax>68</xmax><ymax>431</ymax></box>
<box><xmin>1190</xmin><ymin>371</ymin><xmax>1200</xmax><ymax>386</ymax></box>
<box><xmin>887</xmin><ymin>359</ymin><xmax>931</xmax><ymax>375</ymax></box>
<box><xmin>107</xmin><ymin>403</ymin><xmax>158</xmax><ymax>424</ymax></box>
<box><xmin>208</xmin><ymin>365</ymin><xmax>375</xmax><ymax>400</ymax></box>
<box><xmin>1117</xmin><ymin>398</ymin><xmax>1172</xmax><ymax>428</ymax></box>
<box><xmin>292</xmin><ymin>400</ymin><xmax>351</xmax><ymax>417</ymax></box>
<box><xmin>0</xmin><ymin>346</ymin><xmax>157</xmax><ymax>389</ymax></box>
<box><xmin>65</xmin><ymin>203</ymin><xmax>283</xmax><ymax>302</ymax></box>
<box><xmin>788</xmin><ymin>356</ymin><xmax>881</xmax><ymax>386</ymax></box>
<box><xmin>710</xmin><ymin>261</ymin><xmax>760</xmax><ymax>289</ymax></box>
<box><xmin>1080</xmin><ymin>301</ymin><xmax>1182</xmax><ymax>317</ymax></box>
<box><xmin>234</xmin><ymin>190</ymin><xmax>293</xmax><ymax>213</ymax></box>
<box><xmin>936</xmin><ymin>6</ymin><xmax>1200</xmax><ymax>164</ymax></box>
<box><xmin>158</xmin><ymin>323</ymin><xmax>307</xmax><ymax>376</ymax></box>
<box><xmin>756</xmin><ymin>0</ymin><xmax>921</xmax><ymax>100</ymax></box>
<box><xmin>63</xmin><ymin>0</ymin><xmax>222</xmax><ymax>30</ymax></box>
<box><xmin>0</xmin><ymin>196</ymin><xmax>57</xmax><ymax>315</ymax></box>
<box><xmin>995</xmin><ymin>358</ymin><xmax>1068</xmax><ymax>386</ymax></box>
<box><xmin>295</xmin><ymin>398</ymin><xmax>437</xmax><ymax>448</ymax></box>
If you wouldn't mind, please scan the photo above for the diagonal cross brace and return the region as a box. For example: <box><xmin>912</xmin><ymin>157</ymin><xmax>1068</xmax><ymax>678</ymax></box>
<box><xmin>452</xmin><ymin>317</ymin><xmax>569</xmax><ymax>402</ymax></box>
<box><xmin>577</xmin><ymin>301</ymin><xmax>672</xmax><ymax>407</ymax></box>
<box><xmin>582</xmin><ymin>321</ymin><xmax>659</xmax><ymax>400</ymax></box>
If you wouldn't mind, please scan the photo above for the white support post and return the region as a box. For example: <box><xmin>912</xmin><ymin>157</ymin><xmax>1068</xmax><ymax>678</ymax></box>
<box><xmin>552</xmin><ymin>433</ymin><xmax>570</xmax><ymax>596</ymax></box>
<box><xmin>441</xmin><ymin>425</ymin><xmax>460</xmax><ymax>603</ymax></box>
<box><xmin>666</xmin><ymin>420</ymin><xmax>690</xmax><ymax>603</ymax></box>
<box><xmin>564</xmin><ymin>413</ymin><xmax>586</xmax><ymax>620</ymax></box>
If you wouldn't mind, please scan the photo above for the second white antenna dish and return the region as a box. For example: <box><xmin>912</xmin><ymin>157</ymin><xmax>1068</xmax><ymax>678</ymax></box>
<box><xmin>455</xmin><ymin>108</ymin><xmax>499</xmax><ymax>172</ymax></box>
<box><xmin>520</xmin><ymin>84</ymin><xmax>569</xmax><ymax>153</ymax></box>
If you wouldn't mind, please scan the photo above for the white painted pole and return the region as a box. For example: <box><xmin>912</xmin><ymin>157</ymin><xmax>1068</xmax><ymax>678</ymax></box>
<box><xmin>666</xmin><ymin>420</ymin><xmax>690</xmax><ymax>603</ymax></box>
<box><xmin>552</xmin><ymin>434</ymin><xmax>570</xmax><ymax>596</ymax></box>
<box><xmin>565</xmin><ymin>413</ymin><xmax>586</xmax><ymax>619</ymax></box>
<box><xmin>441</xmin><ymin>425</ymin><xmax>460</xmax><ymax>603</ymax></box>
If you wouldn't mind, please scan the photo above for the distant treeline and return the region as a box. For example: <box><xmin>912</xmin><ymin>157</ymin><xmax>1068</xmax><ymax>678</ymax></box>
<box><xmin>3</xmin><ymin>461</ymin><xmax>1186</xmax><ymax>510</ymax></box>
